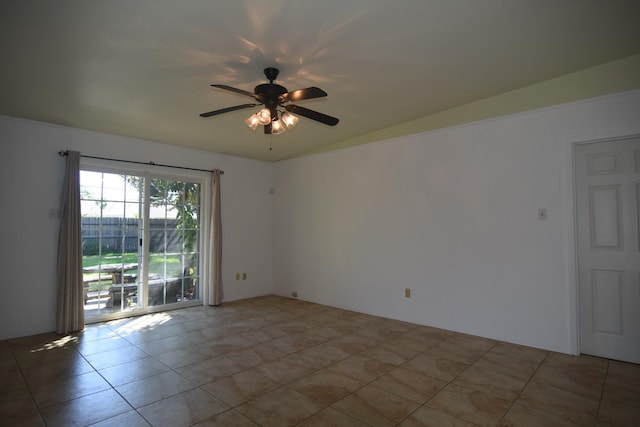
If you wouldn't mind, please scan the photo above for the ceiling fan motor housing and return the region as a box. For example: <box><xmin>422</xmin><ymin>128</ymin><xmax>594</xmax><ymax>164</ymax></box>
<box><xmin>254</xmin><ymin>82</ymin><xmax>287</xmax><ymax>120</ymax></box>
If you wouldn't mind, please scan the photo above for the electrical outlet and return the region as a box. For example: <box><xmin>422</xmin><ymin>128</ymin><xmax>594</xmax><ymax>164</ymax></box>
<box><xmin>405</xmin><ymin>288</ymin><xmax>411</xmax><ymax>298</ymax></box>
<box><xmin>235</xmin><ymin>273</ymin><xmax>240</xmax><ymax>280</ymax></box>
<box><xmin>242</xmin><ymin>273</ymin><xmax>247</xmax><ymax>280</ymax></box>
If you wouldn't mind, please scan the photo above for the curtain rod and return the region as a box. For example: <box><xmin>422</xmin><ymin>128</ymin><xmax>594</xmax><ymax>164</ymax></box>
<box><xmin>58</xmin><ymin>151</ymin><xmax>223</xmax><ymax>174</ymax></box>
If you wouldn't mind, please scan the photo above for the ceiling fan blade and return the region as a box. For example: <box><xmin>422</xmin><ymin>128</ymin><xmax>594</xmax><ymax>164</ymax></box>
<box><xmin>199</xmin><ymin>103</ymin><xmax>257</xmax><ymax>118</ymax></box>
<box><xmin>211</xmin><ymin>84</ymin><xmax>260</xmax><ymax>100</ymax></box>
<box><xmin>281</xmin><ymin>87</ymin><xmax>327</xmax><ymax>103</ymax></box>
<box><xmin>285</xmin><ymin>104</ymin><xmax>339</xmax><ymax>126</ymax></box>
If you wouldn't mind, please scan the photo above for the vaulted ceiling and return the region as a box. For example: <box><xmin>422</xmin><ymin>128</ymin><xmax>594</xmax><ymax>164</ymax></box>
<box><xmin>1</xmin><ymin>1</ymin><xmax>639</xmax><ymax>161</ymax></box>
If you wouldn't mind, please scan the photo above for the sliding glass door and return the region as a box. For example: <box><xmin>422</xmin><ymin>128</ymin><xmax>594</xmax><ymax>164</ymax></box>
<box><xmin>80</xmin><ymin>169</ymin><xmax>202</xmax><ymax>321</ymax></box>
<box><xmin>146</xmin><ymin>177</ymin><xmax>201</xmax><ymax>307</ymax></box>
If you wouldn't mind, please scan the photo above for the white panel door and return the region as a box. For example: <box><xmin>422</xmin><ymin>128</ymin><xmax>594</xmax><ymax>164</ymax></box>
<box><xmin>575</xmin><ymin>137</ymin><xmax>640</xmax><ymax>363</ymax></box>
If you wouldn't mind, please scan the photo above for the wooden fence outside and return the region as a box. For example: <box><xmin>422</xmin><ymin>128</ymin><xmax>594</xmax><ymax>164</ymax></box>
<box><xmin>82</xmin><ymin>217</ymin><xmax>186</xmax><ymax>254</ymax></box>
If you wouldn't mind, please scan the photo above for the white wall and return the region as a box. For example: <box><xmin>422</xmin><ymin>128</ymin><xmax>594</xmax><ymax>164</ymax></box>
<box><xmin>273</xmin><ymin>90</ymin><xmax>640</xmax><ymax>354</ymax></box>
<box><xmin>0</xmin><ymin>116</ymin><xmax>274</xmax><ymax>340</ymax></box>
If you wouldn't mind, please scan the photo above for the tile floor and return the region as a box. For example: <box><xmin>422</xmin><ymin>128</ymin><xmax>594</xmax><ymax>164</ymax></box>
<box><xmin>1</xmin><ymin>295</ymin><xmax>639</xmax><ymax>426</ymax></box>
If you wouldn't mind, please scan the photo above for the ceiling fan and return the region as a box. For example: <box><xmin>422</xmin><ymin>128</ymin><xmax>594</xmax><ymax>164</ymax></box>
<box><xmin>200</xmin><ymin>67</ymin><xmax>339</xmax><ymax>135</ymax></box>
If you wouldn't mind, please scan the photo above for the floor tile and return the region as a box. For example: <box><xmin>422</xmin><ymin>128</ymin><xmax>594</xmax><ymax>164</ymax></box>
<box><xmin>119</xmin><ymin>326</ymin><xmax>178</xmax><ymax>345</ymax></box>
<box><xmin>89</xmin><ymin>410</ymin><xmax>151</xmax><ymax>427</ymax></box>
<box><xmin>360</xmin><ymin>342</ymin><xmax>422</xmax><ymax>365</ymax></box>
<box><xmin>602</xmin><ymin>360</ymin><xmax>640</xmax><ymax>409</ymax></box>
<box><xmin>73</xmin><ymin>325</ymin><xmax>118</xmax><ymax>343</ymax></box>
<box><xmin>239</xmin><ymin>329</ymin><xmax>280</xmax><ymax>344</ymax></box>
<box><xmin>426</xmin><ymin>383</ymin><xmax>511</xmax><ymax>427</ymax></box>
<box><xmin>474</xmin><ymin>349</ymin><xmax>541</xmax><ymax>380</ymax></box>
<box><xmin>153</xmin><ymin>345</ymin><xmax>215</xmax><ymax>369</ymax></box>
<box><xmin>18</xmin><ymin>348</ymin><xmax>95</xmax><ymax>387</ymax></box>
<box><xmin>385</xmin><ymin>335</ymin><xmax>433</xmax><ymax>353</ymax></box>
<box><xmin>192</xmin><ymin>409</ymin><xmax>259</xmax><ymax>426</ymax></box>
<box><xmin>453</xmin><ymin>365</ymin><xmax>527</xmax><ymax>400</ymax></box>
<box><xmin>31</xmin><ymin>370</ymin><xmax>111</xmax><ymax>408</ymax></box>
<box><xmin>39</xmin><ymin>388</ymin><xmax>132</xmax><ymax>427</ymax></box>
<box><xmin>249</xmin><ymin>358</ymin><xmax>314</xmax><ymax>385</ymax></box>
<box><xmin>325</xmin><ymin>334</ymin><xmax>380</xmax><ymax>357</ymax></box>
<box><xmin>404</xmin><ymin>325</ymin><xmax>456</xmax><ymax>343</ymax></box>
<box><xmin>1</xmin><ymin>295</ymin><xmax>635</xmax><ymax>427</ymax></box>
<box><xmin>544</xmin><ymin>352</ymin><xmax>608</xmax><ymax>371</ymax></box>
<box><xmin>176</xmin><ymin>355</ymin><xmax>243</xmax><ymax>386</ymax></box>
<box><xmin>297</xmin><ymin>407</ymin><xmax>370</xmax><ymax>426</ymax></box>
<box><xmin>0</xmin><ymin>386</ymin><xmax>42</xmax><ymax>424</ymax></box>
<box><xmin>288</xmin><ymin>370</ymin><xmax>365</xmax><ymax>405</ymax></box>
<box><xmin>331</xmin><ymin>384</ymin><xmax>421</xmax><ymax>427</ymax></box>
<box><xmin>263</xmin><ymin>334</ymin><xmax>325</xmax><ymax>354</ymax></box>
<box><xmin>98</xmin><ymin>356</ymin><xmax>170</xmax><ymax>387</ymax></box>
<box><xmin>498</xmin><ymin>401</ymin><xmax>581</xmax><ymax>427</ymax></box>
<box><xmin>295</xmin><ymin>343</ymin><xmax>351</xmax><ymax>367</ymax></box>
<box><xmin>116</xmin><ymin>370</ymin><xmax>196</xmax><ymax>408</ymax></box>
<box><xmin>201</xmin><ymin>370</ymin><xmax>278</xmax><ymax>406</ymax></box>
<box><xmin>8</xmin><ymin>332</ymin><xmax>75</xmax><ymax>354</ymax></box>
<box><xmin>84</xmin><ymin>345</ymin><xmax>149</xmax><ymax>370</ymax></box>
<box><xmin>427</xmin><ymin>340</ymin><xmax>487</xmax><ymax>365</ymax></box>
<box><xmin>299</xmin><ymin>325</ymin><xmax>345</xmax><ymax>340</ymax></box>
<box><xmin>328</xmin><ymin>354</ymin><xmax>396</xmax><ymax>382</ymax></box>
<box><xmin>352</xmin><ymin>324</ymin><xmax>400</xmax><ymax>341</ymax></box>
<box><xmin>0</xmin><ymin>408</ymin><xmax>45</xmax><ymax>427</ymax></box>
<box><xmin>597</xmin><ymin>399</ymin><xmax>640</xmax><ymax>426</ymax></box>
<box><xmin>399</xmin><ymin>406</ymin><xmax>478</xmax><ymax>427</ymax></box>
<box><xmin>490</xmin><ymin>341</ymin><xmax>548</xmax><ymax>363</ymax></box>
<box><xmin>268</xmin><ymin>322</ymin><xmax>309</xmax><ymax>336</ymax></box>
<box><xmin>137</xmin><ymin>388</ymin><xmax>229</xmax><ymax>427</ymax></box>
<box><xmin>517</xmin><ymin>381</ymin><xmax>599</xmax><ymax>425</ymax></box>
<box><xmin>320</xmin><ymin>320</ymin><xmax>361</xmax><ymax>336</ymax></box>
<box><xmin>531</xmin><ymin>362</ymin><xmax>606</xmax><ymax>399</ymax></box>
<box><xmin>236</xmin><ymin>386</ymin><xmax>324</xmax><ymax>427</ymax></box>
<box><xmin>402</xmin><ymin>353</ymin><xmax>469</xmax><ymax>382</ymax></box>
<box><xmin>372</xmin><ymin>366</ymin><xmax>447</xmax><ymax>403</ymax></box>
<box><xmin>445</xmin><ymin>334</ymin><xmax>496</xmax><ymax>353</ymax></box>
<box><xmin>0</xmin><ymin>359</ymin><xmax>31</xmax><ymax>393</ymax></box>
<box><xmin>135</xmin><ymin>334</ymin><xmax>196</xmax><ymax>356</ymax></box>
<box><xmin>75</xmin><ymin>336</ymin><xmax>134</xmax><ymax>357</ymax></box>
<box><xmin>226</xmin><ymin>344</ymin><xmax>285</xmax><ymax>369</ymax></box>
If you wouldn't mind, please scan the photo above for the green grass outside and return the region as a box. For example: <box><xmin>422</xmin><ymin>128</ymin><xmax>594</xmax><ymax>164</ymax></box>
<box><xmin>83</xmin><ymin>252</ymin><xmax>186</xmax><ymax>292</ymax></box>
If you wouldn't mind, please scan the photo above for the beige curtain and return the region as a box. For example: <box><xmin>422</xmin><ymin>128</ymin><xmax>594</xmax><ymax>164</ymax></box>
<box><xmin>208</xmin><ymin>169</ymin><xmax>223</xmax><ymax>305</ymax></box>
<box><xmin>56</xmin><ymin>151</ymin><xmax>84</xmax><ymax>334</ymax></box>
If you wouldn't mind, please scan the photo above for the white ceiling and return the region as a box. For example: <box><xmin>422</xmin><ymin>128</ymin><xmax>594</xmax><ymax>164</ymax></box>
<box><xmin>1</xmin><ymin>1</ymin><xmax>639</xmax><ymax>162</ymax></box>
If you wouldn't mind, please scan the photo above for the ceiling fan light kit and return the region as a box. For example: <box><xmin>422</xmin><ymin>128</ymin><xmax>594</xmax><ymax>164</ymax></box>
<box><xmin>281</xmin><ymin>112</ymin><xmax>299</xmax><ymax>128</ymax></box>
<box><xmin>270</xmin><ymin>119</ymin><xmax>285</xmax><ymax>135</ymax></box>
<box><xmin>244</xmin><ymin>114</ymin><xmax>261</xmax><ymax>130</ymax></box>
<box><xmin>200</xmin><ymin>67</ymin><xmax>339</xmax><ymax>136</ymax></box>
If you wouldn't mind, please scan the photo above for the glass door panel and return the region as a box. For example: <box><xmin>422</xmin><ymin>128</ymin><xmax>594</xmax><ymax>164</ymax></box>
<box><xmin>147</xmin><ymin>178</ymin><xmax>201</xmax><ymax>307</ymax></box>
<box><xmin>80</xmin><ymin>171</ymin><xmax>143</xmax><ymax>319</ymax></box>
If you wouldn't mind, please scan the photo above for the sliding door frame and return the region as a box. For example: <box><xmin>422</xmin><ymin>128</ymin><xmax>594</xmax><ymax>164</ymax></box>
<box><xmin>80</xmin><ymin>157</ymin><xmax>211</xmax><ymax>323</ymax></box>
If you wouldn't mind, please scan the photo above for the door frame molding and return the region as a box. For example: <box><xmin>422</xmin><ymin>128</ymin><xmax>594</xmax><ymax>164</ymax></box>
<box><xmin>569</xmin><ymin>132</ymin><xmax>640</xmax><ymax>357</ymax></box>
